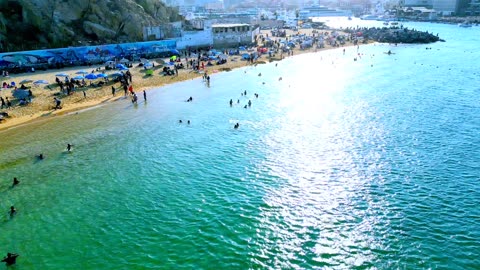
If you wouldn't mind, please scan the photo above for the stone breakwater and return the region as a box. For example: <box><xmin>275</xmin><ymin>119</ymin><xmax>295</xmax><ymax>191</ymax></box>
<box><xmin>345</xmin><ymin>27</ymin><xmax>443</xmax><ymax>44</ymax></box>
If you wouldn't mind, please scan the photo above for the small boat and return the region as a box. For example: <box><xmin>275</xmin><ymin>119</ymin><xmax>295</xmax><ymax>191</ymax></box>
<box><xmin>459</xmin><ymin>22</ymin><xmax>472</xmax><ymax>28</ymax></box>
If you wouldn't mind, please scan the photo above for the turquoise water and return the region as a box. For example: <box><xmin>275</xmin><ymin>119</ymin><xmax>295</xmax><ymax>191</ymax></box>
<box><xmin>1</xmin><ymin>21</ymin><xmax>479</xmax><ymax>269</ymax></box>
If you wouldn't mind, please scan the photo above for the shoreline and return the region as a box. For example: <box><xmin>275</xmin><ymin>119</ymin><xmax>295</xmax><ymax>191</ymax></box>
<box><xmin>0</xmin><ymin>29</ymin><xmax>365</xmax><ymax>132</ymax></box>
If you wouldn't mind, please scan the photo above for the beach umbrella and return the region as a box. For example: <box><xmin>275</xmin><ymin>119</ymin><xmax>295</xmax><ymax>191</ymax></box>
<box><xmin>76</xmin><ymin>70</ymin><xmax>89</xmax><ymax>75</ymax></box>
<box><xmin>20</xmin><ymin>79</ymin><xmax>33</xmax><ymax>84</ymax></box>
<box><xmin>33</xmin><ymin>80</ymin><xmax>49</xmax><ymax>85</ymax></box>
<box><xmin>12</xmin><ymin>89</ymin><xmax>29</xmax><ymax>99</ymax></box>
<box><xmin>55</xmin><ymin>73</ymin><xmax>68</xmax><ymax>77</ymax></box>
<box><xmin>170</xmin><ymin>49</ymin><xmax>180</xmax><ymax>56</ymax></box>
<box><xmin>145</xmin><ymin>69</ymin><xmax>153</xmax><ymax>76</ymax></box>
<box><xmin>119</xmin><ymin>67</ymin><xmax>129</xmax><ymax>71</ymax></box>
<box><xmin>108</xmin><ymin>72</ymin><xmax>123</xmax><ymax>78</ymax></box>
<box><xmin>96</xmin><ymin>73</ymin><xmax>108</xmax><ymax>78</ymax></box>
<box><xmin>73</xmin><ymin>75</ymin><xmax>85</xmax><ymax>80</ymax></box>
<box><xmin>85</xmin><ymin>73</ymin><xmax>98</xmax><ymax>80</ymax></box>
<box><xmin>116</xmin><ymin>64</ymin><xmax>126</xmax><ymax>69</ymax></box>
<box><xmin>218</xmin><ymin>54</ymin><xmax>228</xmax><ymax>60</ymax></box>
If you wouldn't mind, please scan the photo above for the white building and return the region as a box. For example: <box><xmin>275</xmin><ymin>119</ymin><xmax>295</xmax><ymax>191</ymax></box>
<box><xmin>212</xmin><ymin>23</ymin><xmax>254</xmax><ymax>47</ymax></box>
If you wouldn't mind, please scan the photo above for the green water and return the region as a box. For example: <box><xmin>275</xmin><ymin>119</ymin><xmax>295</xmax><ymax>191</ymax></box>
<box><xmin>0</xmin><ymin>21</ymin><xmax>479</xmax><ymax>269</ymax></box>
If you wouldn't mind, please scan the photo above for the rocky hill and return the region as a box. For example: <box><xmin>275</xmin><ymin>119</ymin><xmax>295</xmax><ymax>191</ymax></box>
<box><xmin>0</xmin><ymin>0</ymin><xmax>183</xmax><ymax>52</ymax></box>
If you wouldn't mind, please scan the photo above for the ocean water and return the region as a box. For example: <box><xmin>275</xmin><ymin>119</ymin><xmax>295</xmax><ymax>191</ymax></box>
<box><xmin>0</xmin><ymin>20</ymin><xmax>479</xmax><ymax>269</ymax></box>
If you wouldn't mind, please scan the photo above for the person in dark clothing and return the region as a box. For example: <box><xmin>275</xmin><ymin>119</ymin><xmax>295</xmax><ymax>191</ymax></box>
<box><xmin>143</xmin><ymin>90</ymin><xmax>147</xmax><ymax>101</ymax></box>
<box><xmin>13</xmin><ymin>177</ymin><xmax>19</xmax><ymax>186</ymax></box>
<box><xmin>112</xmin><ymin>86</ymin><xmax>115</xmax><ymax>96</ymax></box>
<box><xmin>1</xmin><ymin>253</ymin><xmax>19</xmax><ymax>265</ymax></box>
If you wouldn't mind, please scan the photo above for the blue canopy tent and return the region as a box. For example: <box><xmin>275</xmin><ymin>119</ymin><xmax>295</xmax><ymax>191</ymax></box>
<box><xmin>33</xmin><ymin>80</ymin><xmax>49</xmax><ymax>85</ymax></box>
<box><xmin>85</xmin><ymin>73</ymin><xmax>98</xmax><ymax>80</ymax></box>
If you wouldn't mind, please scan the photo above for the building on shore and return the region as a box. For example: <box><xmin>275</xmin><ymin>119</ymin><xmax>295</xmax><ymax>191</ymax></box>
<box><xmin>212</xmin><ymin>23</ymin><xmax>256</xmax><ymax>47</ymax></box>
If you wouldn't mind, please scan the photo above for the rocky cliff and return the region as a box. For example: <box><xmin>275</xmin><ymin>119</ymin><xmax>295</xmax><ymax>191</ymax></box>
<box><xmin>0</xmin><ymin>0</ymin><xmax>183</xmax><ymax>52</ymax></box>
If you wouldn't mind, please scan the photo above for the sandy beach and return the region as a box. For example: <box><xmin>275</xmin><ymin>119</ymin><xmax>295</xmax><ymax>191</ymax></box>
<box><xmin>0</xmin><ymin>29</ymin><xmax>357</xmax><ymax>131</ymax></box>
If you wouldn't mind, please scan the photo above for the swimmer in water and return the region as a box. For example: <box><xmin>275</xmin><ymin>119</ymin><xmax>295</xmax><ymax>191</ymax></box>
<box><xmin>179</xmin><ymin>120</ymin><xmax>183</xmax><ymax>123</ymax></box>
<box><xmin>1</xmin><ymin>253</ymin><xmax>19</xmax><ymax>266</ymax></box>
<box><xmin>187</xmin><ymin>120</ymin><xmax>190</xmax><ymax>124</ymax></box>
<box><xmin>234</xmin><ymin>123</ymin><xmax>239</xmax><ymax>129</ymax></box>
<box><xmin>38</xmin><ymin>154</ymin><xmax>44</xmax><ymax>160</ymax></box>
<box><xmin>67</xmin><ymin>144</ymin><xmax>73</xmax><ymax>152</ymax></box>
<box><xmin>258</xmin><ymin>73</ymin><xmax>261</xmax><ymax>76</ymax></box>
<box><xmin>237</xmin><ymin>99</ymin><xmax>240</xmax><ymax>104</ymax></box>
<box><xmin>248</xmin><ymin>100</ymin><xmax>252</xmax><ymax>107</ymax></box>
<box><xmin>12</xmin><ymin>177</ymin><xmax>19</xmax><ymax>186</ymax></box>
<box><xmin>229</xmin><ymin>99</ymin><xmax>233</xmax><ymax>106</ymax></box>
<box><xmin>9</xmin><ymin>206</ymin><xmax>16</xmax><ymax>216</ymax></box>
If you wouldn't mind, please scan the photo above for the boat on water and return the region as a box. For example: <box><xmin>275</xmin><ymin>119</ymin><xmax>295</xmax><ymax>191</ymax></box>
<box><xmin>458</xmin><ymin>22</ymin><xmax>472</xmax><ymax>28</ymax></box>
<box><xmin>360</xmin><ymin>14</ymin><xmax>379</xmax><ymax>20</ymax></box>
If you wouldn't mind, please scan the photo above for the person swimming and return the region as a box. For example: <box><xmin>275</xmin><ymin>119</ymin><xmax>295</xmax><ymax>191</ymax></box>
<box><xmin>9</xmin><ymin>206</ymin><xmax>16</xmax><ymax>216</ymax></box>
<box><xmin>179</xmin><ymin>120</ymin><xmax>183</xmax><ymax>123</ymax></box>
<box><xmin>229</xmin><ymin>99</ymin><xmax>233</xmax><ymax>106</ymax></box>
<box><xmin>234</xmin><ymin>123</ymin><xmax>239</xmax><ymax>129</ymax></box>
<box><xmin>1</xmin><ymin>253</ymin><xmax>19</xmax><ymax>266</ymax></box>
<box><xmin>38</xmin><ymin>154</ymin><xmax>44</xmax><ymax>160</ymax></box>
<box><xmin>67</xmin><ymin>144</ymin><xmax>73</xmax><ymax>152</ymax></box>
<box><xmin>13</xmin><ymin>177</ymin><xmax>19</xmax><ymax>186</ymax></box>
<box><xmin>244</xmin><ymin>90</ymin><xmax>247</xmax><ymax>95</ymax></box>
<box><xmin>187</xmin><ymin>120</ymin><xmax>190</xmax><ymax>125</ymax></box>
<box><xmin>237</xmin><ymin>99</ymin><xmax>240</xmax><ymax>104</ymax></box>
<box><xmin>248</xmin><ymin>100</ymin><xmax>252</xmax><ymax>107</ymax></box>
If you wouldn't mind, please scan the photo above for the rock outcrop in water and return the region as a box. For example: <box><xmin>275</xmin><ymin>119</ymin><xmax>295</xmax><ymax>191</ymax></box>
<box><xmin>345</xmin><ymin>27</ymin><xmax>443</xmax><ymax>44</ymax></box>
<box><xmin>0</xmin><ymin>0</ymin><xmax>183</xmax><ymax>52</ymax></box>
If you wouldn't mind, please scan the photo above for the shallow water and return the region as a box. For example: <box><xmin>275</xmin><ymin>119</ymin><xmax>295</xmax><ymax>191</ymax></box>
<box><xmin>0</xmin><ymin>21</ymin><xmax>479</xmax><ymax>269</ymax></box>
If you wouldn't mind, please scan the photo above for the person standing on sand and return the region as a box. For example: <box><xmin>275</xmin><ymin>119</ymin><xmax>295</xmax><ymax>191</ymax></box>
<box><xmin>0</xmin><ymin>97</ymin><xmax>5</xmax><ymax>109</ymax></box>
<box><xmin>123</xmin><ymin>84</ymin><xmax>128</xmax><ymax>96</ymax></box>
<box><xmin>112</xmin><ymin>86</ymin><xmax>115</xmax><ymax>96</ymax></box>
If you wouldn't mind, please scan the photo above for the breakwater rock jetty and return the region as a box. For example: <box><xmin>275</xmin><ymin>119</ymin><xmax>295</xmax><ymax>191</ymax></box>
<box><xmin>344</xmin><ymin>27</ymin><xmax>444</xmax><ymax>44</ymax></box>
